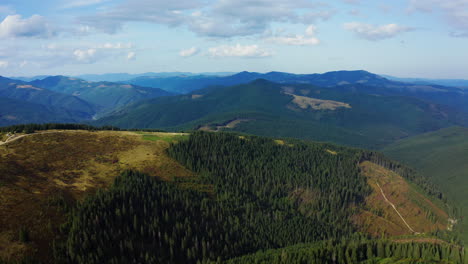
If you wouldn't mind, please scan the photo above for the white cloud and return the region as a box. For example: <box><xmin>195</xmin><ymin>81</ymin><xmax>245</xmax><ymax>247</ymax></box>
<box><xmin>79</xmin><ymin>0</ymin><xmax>204</xmax><ymax>34</ymax></box>
<box><xmin>208</xmin><ymin>44</ymin><xmax>272</xmax><ymax>58</ymax></box>
<box><xmin>343</xmin><ymin>22</ymin><xmax>413</xmax><ymax>40</ymax></box>
<box><xmin>305</xmin><ymin>25</ymin><xmax>317</xmax><ymax>36</ymax></box>
<box><xmin>101</xmin><ymin>42</ymin><xmax>133</xmax><ymax>49</ymax></box>
<box><xmin>265</xmin><ymin>25</ymin><xmax>320</xmax><ymax>46</ymax></box>
<box><xmin>267</xmin><ymin>35</ymin><xmax>320</xmax><ymax>46</ymax></box>
<box><xmin>127</xmin><ymin>51</ymin><xmax>136</xmax><ymax>60</ymax></box>
<box><xmin>73</xmin><ymin>48</ymin><xmax>97</xmax><ymax>63</ymax></box>
<box><xmin>179</xmin><ymin>47</ymin><xmax>199</xmax><ymax>57</ymax></box>
<box><xmin>408</xmin><ymin>0</ymin><xmax>468</xmax><ymax>37</ymax></box>
<box><xmin>0</xmin><ymin>60</ymin><xmax>8</xmax><ymax>68</ymax></box>
<box><xmin>78</xmin><ymin>0</ymin><xmax>334</xmax><ymax>37</ymax></box>
<box><xmin>0</xmin><ymin>14</ymin><xmax>55</xmax><ymax>39</ymax></box>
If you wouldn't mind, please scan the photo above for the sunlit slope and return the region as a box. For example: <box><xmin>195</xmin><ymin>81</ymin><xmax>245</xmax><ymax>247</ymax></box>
<box><xmin>0</xmin><ymin>130</ymin><xmax>191</xmax><ymax>261</ymax></box>
<box><xmin>355</xmin><ymin>161</ymin><xmax>449</xmax><ymax>236</ymax></box>
<box><xmin>382</xmin><ymin>126</ymin><xmax>468</xmax><ymax>241</ymax></box>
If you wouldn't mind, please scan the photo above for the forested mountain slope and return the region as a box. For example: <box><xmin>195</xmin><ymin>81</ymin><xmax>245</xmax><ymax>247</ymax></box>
<box><xmin>31</xmin><ymin>76</ymin><xmax>173</xmax><ymax>112</ymax></box>
<box><xmin>383</xmin><ymin>126</ymin><xmax>468</xmax><ymax>242</ymax></box>
<box><xmin>0</xmin><ymin>98</ymin><xmax>88</xmax><ymax>126</ymax></box>
<box><xmin>124</xmin><ymin>70</ymin><xmax>468</xmax><ymax>114</ymax></box>
<box><xmin>97</xmin><ymin>79</ymin><xmax>468</xmax><ymax>149</ymax></box>
<box><xmin>0</xmin><ymin>129</ymin><xmax>462</xmax><ymax>263</ymax></box>
<box><xmin>0</xmin><ymin>76</ymin><xmax>96</xmax><ymax>120</ymax></box>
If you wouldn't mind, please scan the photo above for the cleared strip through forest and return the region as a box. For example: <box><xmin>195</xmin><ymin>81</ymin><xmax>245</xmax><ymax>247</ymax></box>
<box><xmin>376</xmin><ymin>182</ymin><xmax>420</xmax><ymax>235</ymax></box>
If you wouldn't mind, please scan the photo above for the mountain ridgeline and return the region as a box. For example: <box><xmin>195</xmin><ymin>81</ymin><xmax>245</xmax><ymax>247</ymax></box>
<box><xmin>2</xmin><ymin>70</ymin><xmax>468</xmax><ymax>149</ymax></box>
<box><xmin>43</xmin><ymin>131</ymin><xmax>463</xmax><ymax>264</ymax></box>
<box><xmin>30</xmin><ymin>76</ymin><xmax>173</xmax><ymax>112</ymax></box>
<box><xmin>97</xmin><ymin>79</ymin><xmax>468</xmax><ymax>149</ymax></box>
<box><xmin>0</xmin><ymin>75</ymin><xmax>173</xmax><ymax>126</ymax></box>
<box><xmin>124</xmin><ymin>70</ymin><xmax>468</xmax><ymax>114</ymax></box>
<box><xmin>0</xmin><ymin>76</ymin><xmax>97</xmax><ymax>121</ymax></box>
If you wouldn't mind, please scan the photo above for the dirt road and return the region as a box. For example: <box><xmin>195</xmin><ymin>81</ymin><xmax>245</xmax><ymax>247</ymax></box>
<box><xmin>376</xmin><ymin>182</ymin><xmax>420</xmax><ymax>234</ymax></box>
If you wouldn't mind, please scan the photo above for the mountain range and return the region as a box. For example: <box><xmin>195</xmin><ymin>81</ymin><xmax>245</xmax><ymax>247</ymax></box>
<box><xmin>2</xmin><ymin>70</ymin><xmax>468</xmax><ymax>149</ymax></box>
<box><xmin>98</xmin><ymin>77</ymin><xmax>468</xmax><ymax>149</ymax></box>
<box><xmin>124</xmin><ymin>70</ymin><xmax>468</xmax><ymax>113</ymax></box>
<box><xmin>30</xmin><ymin>76</ymin><xmax>173</xmax><ymax>113</ymax></box>
<box><xmin>1</xmin><ymin>70</ymin><xmax>467</xmax><ymax>263</ymax></box>
<box><xmin>0</xmin><ymin>75</ymin><xmax>172</xmax><ymax>125</ymax></box>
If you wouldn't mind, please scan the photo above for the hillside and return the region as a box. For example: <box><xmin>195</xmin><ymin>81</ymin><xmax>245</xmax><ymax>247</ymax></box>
<box><xmin>126</xmin><ymin>70</ymin><xmax>468</xmax><ymax>114</ymax></box>
<box><xmin>383</xmin><ymin>126</ymin><xmax>468</xmax><ymax>242</ymax></box>
<box><xmin>0</xmin><ymin>129</ymin><xmax>460</xmax><ymax>263</ymax></box>
<box><xmin>97</xmin><ymin>79</ymin><xmax>468</xmax><ymax>149</ymax></box>
<box><xmin>0</xmin><ymin>76</ymin><xmax>97</xmax><ymax>120</ymax></box>
<box><xmin>0</xmin><ymin>129</ymin><xmax>192</xmax><ymax>261</ymax></box>
<box><xmin>0</xmin><ymin>98</ymin><xmax>87</xmax><ymax>126</ymax></box>
<box><xmin>30</xmin><ymin>76</ymin><xmax>173</xmax><ymax>113</ymax></box>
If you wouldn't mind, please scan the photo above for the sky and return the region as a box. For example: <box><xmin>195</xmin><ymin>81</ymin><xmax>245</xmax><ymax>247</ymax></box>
<box><xmin>0</xmin><ymin>0</ymin><xmax>468</xmax><ymax>78</ymax></box>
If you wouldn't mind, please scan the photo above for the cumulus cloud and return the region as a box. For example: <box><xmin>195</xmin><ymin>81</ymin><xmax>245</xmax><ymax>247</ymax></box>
<box><xmin>188</xmin><ymin>0</ymin><xmax>332</xmax><ymax>37</ymax></box>
<box><xmin>79</xmin><ymin>0</ymin><xmax>204</xmax><ymax>34</ymax></box>
<box><xmin>208</xmin><ymin>44</ymin><xmax>272</xmax><ymax>58</ymax></box>
<box><xmin>0</xmin><ymin>14</ymin><xmax>55</xmax><ymax>39</ymax></box>
<box><xmin>78</xmin><ymin>0</ymin><xmax>334</xmax><ymax>37</ymax></box>
<box><xmin>343</xmin><ymin>22</ymin><xmax>413</xmax><ymax>40</ymax></box>
<box><xmin>127</xmin><ymin>51</ymin><xmax>136</xmax><ymax>60</ymax></box>
<box><xmin>408</xmin><ymin>0</ymin><xmax>468</xmax><ymax>37</ymax></box>
<box><xmin>73</xmin><ymin>48</ymin><xmax>98</xmax><ymax>63</ymax></box>
<box><xmin>0</xmin><ymin>60</ymin><xmax>8</xmax><ymax>68</ymax></box>
<box><xmin>179</xmin><ymin>47</ymin><xmax>199</xmax><ymax>57</ymax></box>
<box><xmin>265</xmin><ymin>25</ymin><xmax>320</xmax><ymax>46</ymax></box>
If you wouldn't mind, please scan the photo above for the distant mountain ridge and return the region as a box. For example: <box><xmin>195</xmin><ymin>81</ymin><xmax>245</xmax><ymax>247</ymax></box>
<box><xmin>124</xmin><ymin>70</ymin><xmax>404</xmax><ymax>94</ymax></box>
<box><xmin>0</xmin><ymin>75</ymin><xmax>173</xmax><ymax>126</ymax></box>
<box><xmin>31</xmin><ymin>76</ymin><xmax>173</xmax><ymax>113</ymax></box>
<box><xmin>383</xmin><ymin>75</ymin><xmax>468</xmax><ymax>88</ymax></box>
<box><xmin>0</xmin><ymin>76</ymin><xmax>97</xmax><ymax>120</ymax></box>
<box><xmin>75</xmin><ymin>72</ymin><xmax>234</xmax><ymax>82</ymax></box>
<box><xmin>124</xmin><ymin>70</ymin><xmax>468</xmax><ymax>113</ymax></box>
<box><xmin>97</xmin><ymin>79</ymin><xmax>468</xmax><ymax>149</ymax></box>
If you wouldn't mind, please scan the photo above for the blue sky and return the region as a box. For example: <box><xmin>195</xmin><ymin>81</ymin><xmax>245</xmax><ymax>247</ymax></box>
<box><xmin>0</xmin><ymin>0</ymin><xmax>468</xmax><ymax>78</ymax></box>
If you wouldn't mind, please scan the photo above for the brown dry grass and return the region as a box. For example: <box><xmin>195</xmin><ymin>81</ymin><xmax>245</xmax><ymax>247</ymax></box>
<box><xmin>353</xmin><ymin>161</ymin><xmax>448</xmax><ymax>237</ymax></box>
<box><xmin>0</xmin><ymin>130</ymin><xmax>196</xmax><ymax>262</ymax></box>
<box><xmin>191</xmin><ymin>94</ymin><xmax>203</xmax><ymax>99</ymax></box>
<box><xmin>198</xmin><ymin>119</ymin><xmax>251</xmax><ymax>132</ymax></box>
<box><xmin>285</xmin><ymin>93</ymin><xmax>351</xmax><ymax>111</ymax></box>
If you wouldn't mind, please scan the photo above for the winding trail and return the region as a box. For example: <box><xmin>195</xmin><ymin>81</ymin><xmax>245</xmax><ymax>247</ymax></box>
<box><xmin>0</xmin><ymin>131</ymin><xmax>64</xmax><ymax>146</ymax></box>
<box><xmin>376</xmin><ymin>182</ymin><xmax>420</xmax><ymax>235</ymax></box>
